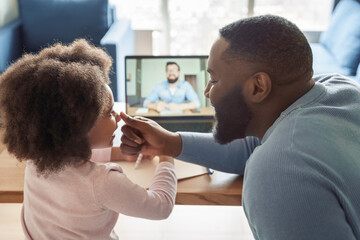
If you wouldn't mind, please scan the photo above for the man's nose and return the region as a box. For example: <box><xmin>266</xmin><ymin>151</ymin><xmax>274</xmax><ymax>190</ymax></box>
<box><xmin>204</xmin><ymin>81</ymin><xmax>211</xmax><ymax>98</ymax></box>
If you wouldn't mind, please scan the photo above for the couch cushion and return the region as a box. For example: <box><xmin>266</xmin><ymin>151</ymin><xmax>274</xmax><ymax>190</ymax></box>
<box><xmin>19</xmin><ymin>0</ymin><xmax>110</xmax><ymax>53</ymax></box>
<box><xmin>0</xmin><ymin>19</ymin><xmax>22</xmax><ymax>73</ymax></box>
<box><xmin>311</xmin><ymin>43</ymin><xmax>353</xmax><ymax>76</ymax></box>
<box><xmin>320</xmin><ymin>0</ymin><xmax>360</xmax><ymax>75</ymax></box>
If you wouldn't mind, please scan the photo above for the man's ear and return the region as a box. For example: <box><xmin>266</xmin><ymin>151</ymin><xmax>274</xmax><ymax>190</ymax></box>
<box><xmin>244</xmin><ymin>72</ymin><xmax>272</xmax><ymax>103</ymax></box>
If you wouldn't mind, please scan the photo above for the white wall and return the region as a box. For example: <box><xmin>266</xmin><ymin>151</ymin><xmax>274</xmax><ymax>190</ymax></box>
<box><xmin>0</xmin><ymin>0</ymin><xmax>19</xmax><ymax>27</ymax></box>
<box><xmin>126</xmin><ymin>59</ymin><xmax>137</xmax><ymax>95</ymax></box>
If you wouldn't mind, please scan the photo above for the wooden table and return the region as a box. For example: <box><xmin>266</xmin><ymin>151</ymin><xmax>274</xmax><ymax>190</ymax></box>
<box><xmin>0</xmin><ymin>102</ymin><xmax>243</xmax><ymax>205</ymax></box>
<box><xmin>0</xmin><ymin>144</ymin><xmax>243</xmax><ymax>205</ymax></box>
<box><xmin>127</xmin><ymin>106</ymin><xmax>216</xmax><ymax>133</ymax></box>
<box><xmin>0</xmin><ymin>147</ymin><xmax>27</xmax><ymax>203</ymax></box>
<box><xmin>127</xmin><ymin>106</ymin><xmax>215</xmax><ymax>117</ymax></box>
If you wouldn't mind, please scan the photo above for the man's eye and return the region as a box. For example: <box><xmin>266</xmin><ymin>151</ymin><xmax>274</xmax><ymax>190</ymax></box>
<box><xmin>210</xmin><ymin>80</ymin><xmax>218</xmax><ymax>85</ymax></box>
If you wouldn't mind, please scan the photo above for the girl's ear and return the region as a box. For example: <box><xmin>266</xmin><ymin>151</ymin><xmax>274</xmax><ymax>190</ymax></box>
<box><xmin>243</xmin><ymin>72</ymin><xmax>272</xmax><ymax>103</ymax></box>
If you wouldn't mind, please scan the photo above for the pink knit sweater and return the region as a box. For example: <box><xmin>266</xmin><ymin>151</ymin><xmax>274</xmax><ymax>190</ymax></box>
<box><xmin>21</xmin><ymin>148</ymin><xmax>177</xmax><ymax>239</ymax></box>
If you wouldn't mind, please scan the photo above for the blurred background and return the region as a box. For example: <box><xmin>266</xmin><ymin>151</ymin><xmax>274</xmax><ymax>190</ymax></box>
<box><xmin>111</xmin><ymin>0</ymin><xmax>334</xmax><ymax>55</ymax></box>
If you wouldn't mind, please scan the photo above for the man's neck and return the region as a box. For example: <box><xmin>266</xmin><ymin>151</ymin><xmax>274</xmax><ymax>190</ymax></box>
<box><xmin>248</xmin><ymin>78</ymin><xmax>315</xmax><ymax>139</ymax></box>
<box><xmin>169</xmin><ymin>81</ymin><xmax>178</xmax><ymax>88</ymax></box>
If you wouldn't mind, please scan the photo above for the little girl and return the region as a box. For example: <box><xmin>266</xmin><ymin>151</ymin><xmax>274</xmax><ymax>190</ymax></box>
<box><xmin>0</xmin><ymin>39</ymin><xmax>177</xmax><ymax>239</ymax></box>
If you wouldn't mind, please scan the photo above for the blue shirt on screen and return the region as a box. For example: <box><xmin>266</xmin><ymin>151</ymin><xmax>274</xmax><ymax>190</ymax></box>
<box><xmin>143</xmin><ymin>80</ymin><xmax>201</xmax><ymax>108</ymax></box>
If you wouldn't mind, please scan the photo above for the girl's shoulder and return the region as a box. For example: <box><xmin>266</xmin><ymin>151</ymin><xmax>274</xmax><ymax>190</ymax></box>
<box><xmin>90</xmin><ymin>162</ymin><xmax>124</xmax><ymax>179</ymax></box>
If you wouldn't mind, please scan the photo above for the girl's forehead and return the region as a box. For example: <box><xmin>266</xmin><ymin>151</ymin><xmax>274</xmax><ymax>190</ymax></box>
<box><xmin>104</xmin><ymin>85</ymin><xmax>114</xmax><ymax>110</ymax></box>
<box><xmin>105</xmin><ymin>85</ymin><xmax>113</xmax><ymax>98</ymax></box>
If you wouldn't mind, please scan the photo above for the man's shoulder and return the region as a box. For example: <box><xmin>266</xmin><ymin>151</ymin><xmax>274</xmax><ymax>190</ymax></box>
<box><xmin>313</xmin><ymin>74</ymin><xmax>360</xmax><ymax>116</ymax></box>
<box><xmin>314</xmin><ymin>73</ymin><xmax>360</xmax><ymax>90</ymax></box>
<box><xmin>179</xmin><ymin>80</ymin><xmax>195</xmax><ymax>90</ymax></box>
<box><xmin>156</xmin><ymin>81</ymin><xmax>168</xmax><ymax>86</ymax></box>
<box><xmin>152</xmin><ymin>81</ymin><xmax>169</xmax><ymax>90</ymax></box>
<box><xmin>259</xmin><ymin>101</ymin><xmax>359</xmax><ymax>166</ymax></box>
<box><xmin>267</xmin><ymin>74</ymin><xmax>360</xmax><ymax>142</ymax></box>
<box><xmin>176</xmin><ymin>80</ymin><xmax>187</xmax><ymax>86</ymax></box>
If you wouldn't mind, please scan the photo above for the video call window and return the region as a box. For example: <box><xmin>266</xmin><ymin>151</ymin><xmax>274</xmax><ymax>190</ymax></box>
<box><xmin>125</xmin><ymin>56</ymin><xmax>214</xmax><ymax>118</ymax></box>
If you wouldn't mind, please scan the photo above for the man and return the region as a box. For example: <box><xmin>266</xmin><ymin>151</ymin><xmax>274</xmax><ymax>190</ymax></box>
<box><xmin>143</xmin><ymin>62</ymin><xmax>201</xmax><ymax>112</ymax></box>
<box><xmin>120</xmin><ymin>15</ymin><xmax>360</xmax><ymax>239</ymax></box>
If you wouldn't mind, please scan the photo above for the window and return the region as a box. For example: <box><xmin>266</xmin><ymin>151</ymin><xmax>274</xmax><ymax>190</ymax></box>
<box><xmin>113</xmin><ymin>0</ymin><xmax>163</xmax><ymax>30</ymax></box>
<box><xmin>252</xmin><ymin>0</ymin><xmax>333</xmax><ymax>31</ymax></box>
<box><xmin>111</xmin><ymin>0</ymin><xmax>334</xmax><ymax>55</ymax></box>
<box><xmin>167</xmin><ymin>0</ymin><xmax>248</xmax><ymax>55</ymax></box>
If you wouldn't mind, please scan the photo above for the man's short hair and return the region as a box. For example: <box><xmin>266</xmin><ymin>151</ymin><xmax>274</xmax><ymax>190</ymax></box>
<box><xmin>166</xmin><ymin>61</ymin><xmax>180</xmax><ymax>71</ymax></box>
<box><xmin>219</xmin><ymin>15</ymin><xmax>313</xmax><ymax>85</ymax></box>
<box><xmin>0</xmin><ymin>39</ymin><xmax>112</xmax><ymax>175</ymax></box>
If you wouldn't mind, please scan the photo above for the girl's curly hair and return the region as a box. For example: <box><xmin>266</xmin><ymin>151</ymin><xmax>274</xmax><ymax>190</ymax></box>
<box><xmin>0</xmin><ymin>39</ymin><xmax>112</xmax><ymax>175</ymax></box>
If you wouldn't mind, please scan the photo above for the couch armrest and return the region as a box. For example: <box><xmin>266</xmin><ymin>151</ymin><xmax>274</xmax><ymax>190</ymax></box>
<box><xmin>356</xmin><ymin>62</ymin><xmax>360</xmax><ymax>84</ymax></box>
<box><xmin>101</xmin><ymin>19</ymin><xmax>134</xmax><ymax>102</ymax></box>
<box><xmin>0</xmin><ymin>19</ymin><xmax>22</xmax><ymax>73</ymax></box>
<box><xmin>302</xmin><ymin>30</ymin><xmax>322</xmax><ymax>43</ymax></box>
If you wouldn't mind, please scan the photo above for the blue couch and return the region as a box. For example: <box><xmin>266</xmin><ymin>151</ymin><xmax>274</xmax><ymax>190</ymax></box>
<box><xmin>311</xmin><ymin>0</ymin><xmax>360</xmax><ymax>82</ymax></box>
<box><xmin>0</xmin><ymin>0</ymin><xmax>134</xmax><ymax>101</ymax></box>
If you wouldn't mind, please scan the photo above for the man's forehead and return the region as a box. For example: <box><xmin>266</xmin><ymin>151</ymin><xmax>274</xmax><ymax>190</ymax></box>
<box><xmin>211</xmin><ymin>38</ymin><xmax>229</xmax><ymax>56</ymax></box>
<box><xmin>207</xmin><ymin>38</ymin><xmax>231</xmax><ymax>72</ymax></box>
<box><xmin>167</xmin><ymin>64</ymin><xmax>179</xmax><ymax>70</ymax></box>
<box><xmin>207</xmin><ymin>39</ymin><xmax>256</xmax><ymax>78</ymax></box>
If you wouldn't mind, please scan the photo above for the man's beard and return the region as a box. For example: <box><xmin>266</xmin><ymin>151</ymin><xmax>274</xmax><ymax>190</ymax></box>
<box><xmin>167</xmin><ymin>77</ymin><xmax>179</xmax><ymax>84</ymax></box>
<box><xmin>212</xmin><ymin>86</ymin><xmax>253</xmax><ymax>144</ymax></box>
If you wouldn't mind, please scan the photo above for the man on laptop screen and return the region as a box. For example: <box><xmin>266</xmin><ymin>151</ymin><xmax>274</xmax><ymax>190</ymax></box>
<box><xmin>143</xmin><ymin>61</ymin><xmax>200</xmax><ymax>114</ymax></box>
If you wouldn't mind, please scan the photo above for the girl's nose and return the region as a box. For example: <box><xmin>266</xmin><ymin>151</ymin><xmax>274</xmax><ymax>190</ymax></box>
<box><xmin>115</xmin><ymin>111</ymin><xmax>121</xmax><ymax>123</ymax></box>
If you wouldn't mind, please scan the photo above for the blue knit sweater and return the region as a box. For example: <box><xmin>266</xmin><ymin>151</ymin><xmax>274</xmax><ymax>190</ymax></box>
<box><xmin>177</xmin><ymin>74</ymin><xmax>360</xmax><ymax>239</ymax></box>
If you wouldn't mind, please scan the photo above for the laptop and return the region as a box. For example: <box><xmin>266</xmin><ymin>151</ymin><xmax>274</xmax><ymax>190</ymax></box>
<box><xmin>124</xmin><ymin>55</ymin><xmax>215</xmax><ymax>132</ymax></box>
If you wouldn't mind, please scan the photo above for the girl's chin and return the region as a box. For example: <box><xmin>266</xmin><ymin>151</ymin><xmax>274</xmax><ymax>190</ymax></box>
<box><xmin>90</xmin><ymin>135</ymin><xmax>116</xmax><ymax>149</ymax></box>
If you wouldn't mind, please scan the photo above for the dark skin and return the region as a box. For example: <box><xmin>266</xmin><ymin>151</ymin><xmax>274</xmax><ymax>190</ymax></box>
<box><xmin>120</xmin><ymin>37</ymin><xmax>315</xmax><ymax>157</ymax></box>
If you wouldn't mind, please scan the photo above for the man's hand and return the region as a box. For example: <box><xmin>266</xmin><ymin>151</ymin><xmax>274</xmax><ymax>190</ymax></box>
<box><xmin>166</xmin><ymin>102</ymin><xmax>182</xmax><ymax>112</ymax></box>
<box><xmin>120</xmin><ymin>112</ymin><xmax>182</xmax><ymax>157</ymax></box>
<box><xmin>155</xmin><ymin>101</ymin><xmax>167</xmax><ymax>112</ymax></box>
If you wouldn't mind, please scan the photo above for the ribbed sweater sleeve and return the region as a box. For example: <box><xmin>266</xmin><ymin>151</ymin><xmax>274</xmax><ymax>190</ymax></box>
<box><xmin>94</xmin><ymin>162</ymin><xmax>177</xmax><ymax>220</ymax></box>
<box><xmin>177</xmin><ymin>132</ymin><xmax>261</xmax><ymax>174</ymax></box>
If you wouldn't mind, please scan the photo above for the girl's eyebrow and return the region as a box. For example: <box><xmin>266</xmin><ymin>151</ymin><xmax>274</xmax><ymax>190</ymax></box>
<box><xmin>107</xmin><ymin>103</ymin><xmax>114</xmax><ymax>114</ymax></box>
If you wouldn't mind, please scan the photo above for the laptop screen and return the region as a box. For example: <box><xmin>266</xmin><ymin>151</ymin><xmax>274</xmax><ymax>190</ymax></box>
<box><xmin>125</xmin><ymin>56</ymin><xmax>214</xmax><ymax>120</ymax></box>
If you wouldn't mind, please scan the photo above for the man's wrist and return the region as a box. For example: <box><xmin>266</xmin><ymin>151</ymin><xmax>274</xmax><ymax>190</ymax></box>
<box><xmin>164</xmin><ymin>132</ymin><xmax>182</xmax><ymax>157</ymax></box>
<box><xmin>158</xmin><ymin>155</ymin><xmax>175</xmax><ymax>164</ymax></box>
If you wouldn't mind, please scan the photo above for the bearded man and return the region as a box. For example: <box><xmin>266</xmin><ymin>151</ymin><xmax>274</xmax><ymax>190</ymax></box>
<box><xmin>144</xmin><ymin>61</ymin><xmax>201</xmax><ymax>112</ymax></box>
<box><xmin>120</xmin><ymin>15</ymin><xmax>360</xmax><ymax>240</ymax></box>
